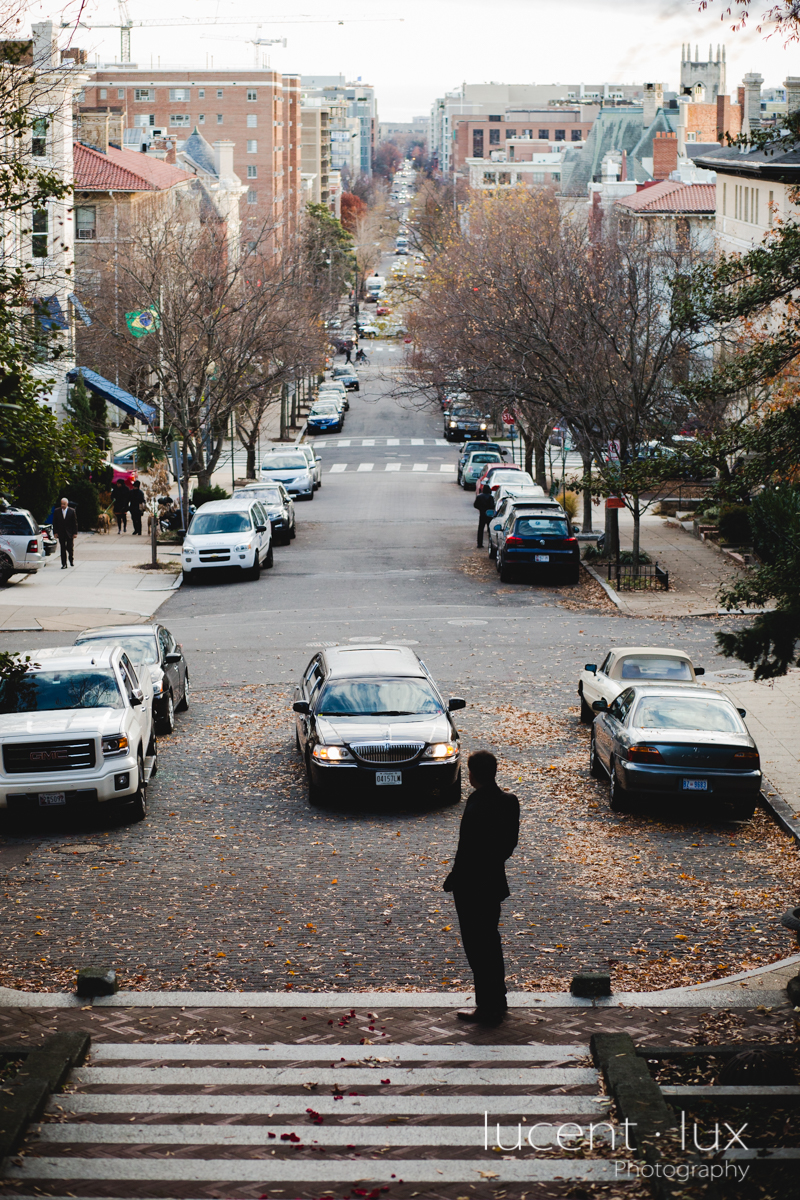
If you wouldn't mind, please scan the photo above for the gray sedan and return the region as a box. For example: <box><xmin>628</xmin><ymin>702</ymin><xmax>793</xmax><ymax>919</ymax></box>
<box><xmin>589</xmin><ymin>685</ymin><xmax>761</xmax><ymax>820</ymax></box>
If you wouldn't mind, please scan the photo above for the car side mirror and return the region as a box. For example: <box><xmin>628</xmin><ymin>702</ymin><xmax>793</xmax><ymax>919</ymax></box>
<box><xmin>315</xmin><ymin>456</ymin><xmax>322</xmax><ymax>463</ymax></box>
<box><xmin>293</xmin><ymin>700</ymin><xmax>310</xmax><ymax>715</ymax></box>
<box><xmin>501</xmin><ymin>449</ymin><xmax>509</xmax><ymax>456</ymax></box>
<box><xmin>584</xmin><ymin>664</ymin><xmax>597</xmax><ymax>674</ymax></box>
<box><xmin>694</xmin><ymin>667</ymin><xmax>705</xmax><ymax>676</ymax></box>
<box><xmin>737</xmin><ymin>708</ymin><xmax>747</xmax><ymax>718</ymax></box>
<box><xmin>130</xmin><ymin>688</ymin><xmax>144</xmax><ymax>707</ymax></box>
<box><xmin>448</xmin><ymin>697</ymin><xmax>466</xmax><ymax>712</ymax></box>
<box><xmin>165</xmin><ymin>652</ymin><xmax>182</xmax><ymax>664</ymax></box>
<box><xmin>255</xmin><ymin>524</ymin><xmax>267</xmax><ymax>533</ymax></box>
<box><xmin>592</xmin><ymin>698</ymin><xmax>608</xmax><ymax>712</ymax></box>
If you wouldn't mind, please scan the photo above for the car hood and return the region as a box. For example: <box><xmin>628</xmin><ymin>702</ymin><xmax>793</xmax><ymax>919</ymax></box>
<box><xmin>262</xmin><ymin>468</ymin><xmax>309</xmax><ymax>481</ymax></box>
<box><xmin>316</xmin><ymin>713</ymin><xmax>451</xmax><ymax>745</ymax></box>
<box><xmin>0</xmin><ymin>709</ymin><xmax>125</xmax><ymax>736</ymax></box>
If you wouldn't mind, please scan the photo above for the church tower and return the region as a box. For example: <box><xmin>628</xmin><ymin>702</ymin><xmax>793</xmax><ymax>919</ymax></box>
<box><xmin>680</xmin><ymin>43</ymin><xmax>726</xmax><ymax>101</ymax></box>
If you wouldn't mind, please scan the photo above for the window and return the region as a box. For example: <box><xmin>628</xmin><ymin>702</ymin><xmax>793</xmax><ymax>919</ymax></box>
<box><xmin>554</xmin><ymin>129</ymin><xmax>566</xmax><ymax>141</ymax></box>
<box><xmin>488</xmin><ymin>114</ymin><xmax>501</xmax><ymax>122</ymax></box>
<box><xmin>505</xmin><ymin>128</ymin><xmax>516</xmax><ymax>138</ymax></box>
<box><xmin>133</xmin><ymin>113</ymin><xmax>154</xmax><ymax>128</ymax></box>
<box><xmin>198</xmin><ymin>113</ymin><xmax>205</xmax><ymax>124</ymax></box>
<box><xmin>552</xmin><ymin>172</ymin><xmax>560</xmax><ymax>182</ymax></box>
<box><xmin>523</xmin><ymin>128</ymin><xmax>532</xmax><ymax>137</ymax></box>
<box><xmin>169</xmin><ymin>88</ymin><xmax>190</xmax><ymax>102</ymax></box>
<box><xmin>31</xmin><ymin>209</ymin><xmax>48</xmax><ymax>258</ymax></box>
<box><xmin>99</xmin><ymin>88</ymin><xmax>107</xmax><ymax>99</ymax></box>
<box><xmin>247</xmin><ymin>139</ymin><xmax>257</xmax><ymax>153</ymax></box>
<box><xmin>247</xmin><ymin>89</ymin><xmax>257</xmax><ymax>101</ymax></box>
<box><xmin>198</xmin><ymin>88</ymin><xmax>205</xmax><ymax>98</ymax></box>
<box><xmin>216</xmin><ymin>89</ymin><xmax>223</xmax><ymax>98</ymax></box>
<box><xmin>538</xmin><ymin>128</ymin><xmax>549</xmax><ymax>139</ymax></box>
<box><xmin>247</xmin><ymin>113</ymin><xmax>257</xmax><ymax>128</ymax></box>
<box><xmin>170</xmin><ymin>114</ymin><xmax>191</xmax><ymax>127</ymax></box>
<box><xmin>531</xmin><ymin>171</ymin><xmax>545</xmax><ymax>183</ymax></box>
<box><xmin>117</xmin><ymin>88</ymin><xmax>125</xmax><ymax>99</ymax></box>
<box><xmin>571</xmin><ymin>129</ymin><xmax>582</xmax><ymax>142</ymax></box>
<box><xmin>768</xmin><ymin>188</ymin><xmax>774</xmax><ymax>226</ymax></box>
<box><xmin>489</xmin><ymin>128</ymin><xmax>500</xmax><ymax>145</ymax></box>
<box><xmin>472</xmin><ymin>128</ymin><xmax>484</xmax><ymax>157</ymax></box>
<box><xmin>247</xmin><ymin>188</ymin><xmax>258</xmax><ymax>204</ymax></box>
<box><xmin>247</xmin><ymin>164</ymin><xmax>257</xmax><ymax>178</ymax></box>
<box><xmin>482</xmin><ymin>171</ymin><xmax>495</xmax><ymax>184</ymax></box>
<box><xmin>686</xmin><ymin>131</ymin><xmax>696</xmax><ymax>142</ymax></box>
<box><xmin>31</xmin><ymin>116</ymin><xmax>47</xmax><ymax>157</ymax></box>
<box><xmin>217</xmin><ymin>114</ymin><xmax>224</xmax><ymax>125</ymax></box>
<box><xmin>75</xmin><ymin>206</ymin><xmax>96</xmax><ymax>240</ymax></box>
<box><xmin>498</xmin><ymin>172</ymin><xmax>511</xmax><ymax>185</ymax></box>
<box><xmin>134</xmin><ymin>88</ymin><xmax>154</xmax><ymax>101</ymax></box>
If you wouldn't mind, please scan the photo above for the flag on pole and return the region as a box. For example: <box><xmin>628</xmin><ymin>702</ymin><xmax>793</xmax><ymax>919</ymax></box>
<box><xmin>125</xmin><ymin>308</ymin><xmax>160</xmax><ymax>337</ymax></box>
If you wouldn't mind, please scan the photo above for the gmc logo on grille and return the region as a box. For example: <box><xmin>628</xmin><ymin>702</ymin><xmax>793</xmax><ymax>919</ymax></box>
<box><xmin>30</xmin><ymin>750</ymin><xmax>69</xmax><ymax>761</ymax></box>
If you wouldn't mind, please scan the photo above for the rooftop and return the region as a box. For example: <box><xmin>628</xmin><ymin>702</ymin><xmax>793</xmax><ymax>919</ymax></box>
<box><xmin>74</xmin><ymin>142</ymin><xmax>194</xmax><ymax>192</ymax></box>
<box><xmin>615</xmin><ymin>179</ymin><xmax>716</xmax><ymax>213</ymax></box>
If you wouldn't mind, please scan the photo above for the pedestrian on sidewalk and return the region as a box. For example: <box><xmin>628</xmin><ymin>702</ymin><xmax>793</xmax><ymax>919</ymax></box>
<box><xmin>474</xmin><ymin>483</ymin><xmax>494</xmax><ymax>549</ymax></box>
<box><xmin>129</xmin><ymin>478</ymin><xmax>145</xmax><ymax>536</ymax></box>
<box><xmin>344</xmin><ymin>343</ymin><xmax>353</xmax><ymax>364</ymax></box>
<box><xmin>111</xmin><ymin>480</ymin><xmax>130</xmax><ymax>534</ymax></box>
<box><xmin>52</xmin><ymin>497</ymin><xmax>77</xmax><ymax>569</ymax></box>
<box><xmin>444</xmin><ymin>750</ymin><xmax>519</xmax><ymax>1026</ymax></box>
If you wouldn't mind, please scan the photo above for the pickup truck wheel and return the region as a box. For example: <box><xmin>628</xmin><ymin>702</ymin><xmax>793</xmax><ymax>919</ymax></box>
<box><xmin>156</xmin><ymin>691</ymin><xmax>174</xmax><ymax>735</ymax></box>
<box><xmin>176</xmin><ymin>674</ymin><xmax>189</xmax><ymax>712</ymax></box>
<box><xmin>129</xmin><ymin>753</ymin><xmax>147</xmax><ymax>822</ymax></box>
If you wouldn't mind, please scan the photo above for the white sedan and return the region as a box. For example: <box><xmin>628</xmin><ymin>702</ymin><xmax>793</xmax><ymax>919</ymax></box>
<box><xmin>577</xmin><ymin>646</ymin><xmax>705</xmax><ymax>724</ymax></box>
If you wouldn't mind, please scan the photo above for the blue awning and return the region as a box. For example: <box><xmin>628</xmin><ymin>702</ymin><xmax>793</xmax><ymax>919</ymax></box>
<box><xmin>35</xmin><ymin>295</ymin><xmax>67</xmax><ymax>330</ymax></box>
<box><xmin>67</xmin><ymin>368</ymin><xmax>157</xmax><ymax>424</ymax></box>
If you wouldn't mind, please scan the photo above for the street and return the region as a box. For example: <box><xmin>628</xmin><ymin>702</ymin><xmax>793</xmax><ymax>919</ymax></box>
<box><xmin>1</xmin><ymin>357</ymin><xmax>797</xmax><ymax>998</ymax></box>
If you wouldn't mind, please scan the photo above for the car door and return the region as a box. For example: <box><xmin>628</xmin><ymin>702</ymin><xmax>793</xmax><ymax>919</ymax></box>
<box><xmin>296</xmin><ymin>657</ymin><xmax>324</xmax><ymax>754</ymax></box>
<box><xmin>592</xmin><ymin>653</ymin><xmax>619</xmax><ymax>706</ymax></box>
<box><xmin>119</xmin><ymin>653</ymin><xmax>150</xmax><ymax>749</ymax></box>
<box><xmin>251</xmin><ymin>502</ymin><xmax>269</xmax><ymax>562</ymax></box>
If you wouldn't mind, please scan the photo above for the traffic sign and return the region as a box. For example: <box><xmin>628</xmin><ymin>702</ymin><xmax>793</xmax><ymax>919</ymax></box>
<box><xmin>502</xmin><ymin>410</ymin><xmax>515</xmax><ymax>425</ymax></box>
<box><xmin>606</xmin><ymin>496</ymin><xmax>626</xmax><ymax>509</ymax></box>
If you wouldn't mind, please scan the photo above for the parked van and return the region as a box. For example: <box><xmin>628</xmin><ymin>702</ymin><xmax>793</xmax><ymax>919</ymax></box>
<box><xmin>181</xmin><ymin>498</ymin><xmax>273</xmax><ymax>581</ymax></box>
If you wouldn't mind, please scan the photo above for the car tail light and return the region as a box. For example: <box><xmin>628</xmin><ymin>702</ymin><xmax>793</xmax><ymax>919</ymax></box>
<box><xmin>505</xmin><ymin>536</ymin><xmax>524</xmax><ymax>547</ymax></box>
<box><xmin>565</xmin><ymin>537</ymin><xmax>577</xmax><ymax>545</ymax></box>
<box><xmin>626</xmin><ymin>745</ymin><xmax>663</xmax><ymax>762</ymax></box>
<box><xmin>27</xmin><ymin>539</ymin><xmax>39</xmax><ymax>553</ymax></box>
<box><xmin>732</xmin><ymin>750</ymin><xmax>760</xmax><ymax>768</ymax></box>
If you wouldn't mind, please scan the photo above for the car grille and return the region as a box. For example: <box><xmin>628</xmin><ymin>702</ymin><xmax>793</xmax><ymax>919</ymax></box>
<box><xmin>198</xmin><ymin>550</ymin><xmax>231</xmax><ymax>562</ymax></box>
<box><xmin>350</xmin><ymin>742</ymin><xmax>425</xmax><ymax>765</ymax></box>
<box><xmin>3</xmin><ymin>739</ymin><xmax>96</xmax><ymax>774</ymax></box>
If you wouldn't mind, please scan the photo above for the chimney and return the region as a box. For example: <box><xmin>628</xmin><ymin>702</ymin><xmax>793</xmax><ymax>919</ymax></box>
<box><xmin>717</xmin><ymin>93</ymin><xmax>732</xmax><ymax>140</ymax></box>
<box><xmin>653</xmin><ymin>131</ymin><xmax>678</xmax><ymax>180</ymax></box>
<box><xmin>76</xmin><ymin>110</ymin><xmax>123</xmax><ymax>154</ymax></box>
<box><xmin>784</xmin><ymin>76</ymin><xmax>800</xmax><ymax>117</ymax></box>
<box><xmin>31</xmin><ymin>21</ymin><xmax>58</xmax><ymax>69</ymax></box>
<box><xmin>642</xmin><ymin>82</ymin><xmax>664</xmax><ymax>129</ymax></box>
<box><xmin>61</xmin><ymin>47</ymin><xmax>87</xmax><ymax>64</ymax></box>
<box><xmin>213</xmin><ymin>139</ymin><xmax>236</xmax><ymax>182</ymax></box>
<box><xmin>741</xmin><ymin>71</ymin><xmax>763</xmax><ymax>134</ymax></box>
<box><xmin>165</xmin><ymin>136</ymin><xmax>177</xmax><ymax>165</ymax></box>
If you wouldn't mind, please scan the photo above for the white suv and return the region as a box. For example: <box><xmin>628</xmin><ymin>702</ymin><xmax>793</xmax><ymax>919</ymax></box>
<box><xmin>181</xmin><ymin>497</ymin><xmax>273</xmax><ymax>581</ymax></box>
<box><xmin>0</xmin><ymin>507</ymin><xmax>46</xmax><ymax>585</ymax></box>
<box><xmin>0</xmin><ymin>645</ymin><xmax>156</xmax><ymax>822</ymax></box>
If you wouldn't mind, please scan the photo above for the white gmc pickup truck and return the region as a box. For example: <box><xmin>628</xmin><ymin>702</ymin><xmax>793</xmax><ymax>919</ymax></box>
<box><xmin>0</xmin><ymin>645</ymin><xmax>157</xmax><ymax>822</ymax></box>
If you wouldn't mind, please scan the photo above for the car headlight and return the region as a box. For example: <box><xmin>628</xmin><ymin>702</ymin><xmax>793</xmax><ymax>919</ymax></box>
<box><xmin>480</xmin><ymin>423</ymin><xmax>487</xmax><ymax>430</ymax></box>
<box><xmin>312</xmin><ymin>745</ymin><xmax>353</xmax><ymax>762</ymax></box>
<box><xmin>235</xmin><ymin>542</ymin><xmax>252</xmax><ymax>552</ymax></box>
<box><xmin>449</xmin><ymin>421</ymin><xmax>456</xmax><ymax>428</ymax></box>
<box><xmin>152</xmin><ymin>679</ymin><xmax>164</xmax><ymax>695</ymax></box>
<box><xmin>102</xmin><ymin>735</ymin><xmax>129</xmax><ymax>757</ymax></box>
<box><xmin>182</xmin><ymin>549</ymin><xmax>194</xmax><ymax>557</ymax></box>
<box><xmin>424</xmin><ymin>742</ymin><xmax>459</xmax><ymax>760</ymax></box>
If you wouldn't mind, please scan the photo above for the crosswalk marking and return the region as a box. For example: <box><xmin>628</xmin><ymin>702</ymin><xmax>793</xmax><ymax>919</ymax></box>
<box><xmin>329</xmin><ymin>463</ymin><xmax>347</xmax><ymax>473</ymax></box>
<box><xmin>335</xmin><ymin>438</ymin><xmax>351</xmax><ymax>446</ymax></box>
<box><xmin>440</xmin><ymin>462</ymin><xmax>455</xmax><ymax>472</ymax></box>
<box><xmin>411</xmin><ymin>437</ymin><xmax>425</xmax><ymax>444</ymax></box>
<box><xmin>327</xmin><ymin>462</ymin><xmax>458</xmax><ymax>475</ymax></box>
<box><xmin>387</xmin><ymin>437</ymin><xmax>399</xmax><ymax>445</ymax></box>
<box><xmin>52</xmin><ymin>1093</ymin><xmax>606</xmax><ymax>1116</ymax></box>
<box><xmin>412</xmin><ymin>462</ymin><xmax>428</xmax><ymax>471</ymax></box>
<box><xmin>386</xmin><ymin>462</ymin><xmax>401</xmax><ymax>471</ymax></box>
<box><xmin>357</xmin><ymin>462</ymin><xmax>374</xmax><ymax>472</ymax></box>
<box><xmin>361</xmin><ymin>438</ymin><xmax>375</xmax><ymax>446</ymax></box>
<box><xmin>73</xmin><ymin>1065</ymin><xmax>595</xmax><ymax>1086</ymax></box>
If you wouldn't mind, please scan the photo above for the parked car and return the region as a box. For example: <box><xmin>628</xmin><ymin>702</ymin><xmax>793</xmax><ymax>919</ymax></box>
<box><xmin>359</xmin><ymin>324</ymin><xmax>380</xmax><ymax>338</ymax></box>
<box><xmin>589</xmin><ymin>685</ymin><xmax>760</xmax><ymax>819</ymax></box>
<box><xmin>491</xmin><ymin>483</ymin><xmax>548</xmax><ymax>511</ymax></box>
<box><xmin>260</xmin><ymin>450</ymin><xmax>316</xmax><ymax>501</ymax></box>
<box><xmin>461</xmin><ymin>450</ymin><xmax>504</xmax><ymax>490</ymax></box>
<box><xmin>475</xmin><ymin>464</ymin><xmax>531</xmax><ymax>492</ymax></box>
<box><xmin>457</xmin><ymin>440</ymin><xmax>509</xmax><ymax>482</ymax></box>
<box><xmin>488</xmin><ymin>497</ymin><xmax>564</xmax><ymax>559</ymax></box>
<box><xmin>181</xmin><ymin>497</ymin><xmax>274</xmax><ymax>580</ymax></box>
<box><xmin>0</xmin><ymin>644</ymin><xmax>155</xmax><ymax>822</ymax></box>
<box><xmin>294</xmin><ymin>444</ymin><xmax>323</xmax><ymax>489</ymax></box>
<box><xmin>112</xmin><ymin>446</ymin><xmax>138</xmax><ymax>468</ymax></box>
<box><xmin>336</xmin><ymin>370</ymin><xmax>360</xmax><ymax>392</ymax></box>
<box><xmin>232</xmin><ymin>482</ymin><xmax>296</xmax><ymax>545</ymax></box>
<box><xmin>376</xmin><ymin>305</ymin><xmax>391</xmax><ymax>316</ymax></box>
<box><xmin>318</xmin><ymin>381</ymin><xmax>349</xmax><ymax>411</ymax></box>
<box><xmin>307</xmin><ymin>401</ymin><xmax>344</xmax><ymax>435</ymax></box>
<box><xmin>0</xmin><ymin>506</ymin><xmax>47</xmax><ymax>585</ymax></box>
<box><xmin>444</xmin><ymin>407</ymin><xmax>490</xmax><ymax>442</ymax></box>
<box><xmin>578</xmin><ymin>646</ymin><xmax>705</xmax><ymax>725</ymax></box>
<box><xmin>332</xmin><ymin>365</ymin><xmax>357</xmax><ymax>381</ymax></box>
<box><xmin>494</xmin><ymin>509</ymin><xmax>580</xmax><ymax>584</ymax></box>
<box><xmin>38</xmin><ymin>523</ymin><xmax>57</xmax><ymax>557</ymax></box>
<box><xmin>293</xmin><ymin>644</ymin><xmax>465</xmax><ymax>807</ymax></box>
<box><xmin>75</xmin><ymin>623</ymin><xmax>189</xmax><ymax>736</ymax></box>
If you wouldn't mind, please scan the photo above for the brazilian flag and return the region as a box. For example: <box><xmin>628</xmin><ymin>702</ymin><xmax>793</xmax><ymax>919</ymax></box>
<box><xmin>125</xmin><ymin>308</ymin><xmax>160</xmax><ymax>338</ymax></box>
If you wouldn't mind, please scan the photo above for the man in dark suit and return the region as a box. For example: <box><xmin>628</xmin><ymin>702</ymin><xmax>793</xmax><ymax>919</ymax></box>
<box><xmin>52</xmin><ymin>497</ymin><xmax>78</xmax><ymax>568</ymax></box>
<box><xmin>444</xmin><ymin>750</ymin><xmax>520</xmax><ymax>1026</ymax></box>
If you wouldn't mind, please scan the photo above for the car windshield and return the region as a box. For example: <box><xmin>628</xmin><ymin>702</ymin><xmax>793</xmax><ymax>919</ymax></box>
<box><xmin>317</xmin><ymin>678</ymin><xmax>443</xmax><ymax>717</ymax></box>
<box><xmin>0</xmin><ymin>668</ymin><xmax>123</xmax><ymax>713</ymax></box>
<box><xmin>311</xmin><ymin>405</ymin><xmax>339</xmax><ymax>415</ymax></box>
<box><xmin>190</xmin><ymin>511</ymin><xmax>252</xmax><ymax>535</ymax></box>
<box><xmin>469</xmin><ymin>454</ymin><xmax>501</xmax><ymax>465</ymax></box>
<box><xmin>76</xmin><ymin>634</ymin><xmax>158</xmax><ymax>664</ymax></box>
<box><xmin>633</xmin><ymin>697</ymin><xmax>743</xmax><ymax>733</ymax></box>
<box><xmin>234</xmin><ymin>488</ymin><xmax>282</xmax><ymax>505</ymax></box>
<box><xmin>515</xmin><ymin>517</ymin><xmax>569</xmax><ymax>537</ymax></box>
<box><xmin>619</xmin><ymin>656</ymin><xmax>693</xmax><ymax>681</ymax></box>
<box><xmin>262</xmin><ymin>456</ymin><xmax>307</xmax><ymax>471</ymax></box>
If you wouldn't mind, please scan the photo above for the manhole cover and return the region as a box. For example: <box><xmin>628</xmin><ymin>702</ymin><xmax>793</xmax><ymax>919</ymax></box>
<box><xmin>447</xmin><ymin>619</ymin><xmax>488</xmax><ymax>626</ymax></box>
<box><xmin>57</xmin><ymin>844</ymin><xmax>99</xmax><ymax>854</ymax></box>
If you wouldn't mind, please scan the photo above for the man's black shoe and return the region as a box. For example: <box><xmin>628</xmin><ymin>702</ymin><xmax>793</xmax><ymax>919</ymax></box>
<box><xmin>456</xmin><ymin>1007</ymin><xmax>507</xmax><ymax>1026</ymax></box>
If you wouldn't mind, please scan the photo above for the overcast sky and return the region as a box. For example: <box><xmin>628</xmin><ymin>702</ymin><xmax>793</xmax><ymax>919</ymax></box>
<box><xmin>33</xmin><ymin>0</ymin><xmax>799</xmax><ymax>120</ymax></box>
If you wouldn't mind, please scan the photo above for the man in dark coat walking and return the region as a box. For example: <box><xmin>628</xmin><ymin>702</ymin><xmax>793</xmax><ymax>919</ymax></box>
<box><xmin>473</xmin><ymin>483</ymin><xmax>494</xmax><ymax>549</ymax></box>
<box><xmin>111</xmin><ymin>480</ymin><xmax>130</xmax><ymax>534</ymax></box>
<box><xmin>129</xmin><ymin>479</ymin><xmax>145</xmax><ymax>536</ymax></box>
<box><xmin>52</xmin><ymin>497</ymin><xmax>78</xmax><ymax>568</ymax></box>
<box><xmin>444</xmin><ymin>750</ymin><xmax>520</xmax><ymax>1025</ymax></box>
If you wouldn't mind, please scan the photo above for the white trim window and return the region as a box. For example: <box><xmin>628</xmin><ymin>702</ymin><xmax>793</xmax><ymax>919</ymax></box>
<box><xmin>170</xmin><ymin>114</ymin><xmax>191</xmax><ymax>127</ymax></box>
<box><xmin>247</xmin><ymin>139</ymin><xmax>257</xmax><ymax>153</ymax></box>
<box><xmin>247</xmin><ymin>113</ymin><xmax>257</xmax><ymax>128</ymax></box>
<box><xmin>75</xmin><ymin>206</ymin><xmax>96</xmax><ymax>240</ymax></box>
<box><xmin>169</xmin><ymin>88</ymin><xmax>190</xmax><ymax>102</ymax></box>
<box><xmin>134</xmin><ymin>88</ymin><xmax>154</xmax><ymax>102</ymax></box>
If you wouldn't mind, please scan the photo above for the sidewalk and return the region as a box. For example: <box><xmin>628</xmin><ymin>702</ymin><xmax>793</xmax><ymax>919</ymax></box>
<box><xmin>0</xmin><ymin>530</ymin><xmax>180</xmax><ymax>632</ymax></box>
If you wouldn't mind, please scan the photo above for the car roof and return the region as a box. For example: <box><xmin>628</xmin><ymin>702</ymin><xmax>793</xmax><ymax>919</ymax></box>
<box><xmin>76</xmin><ymin>624</ymin><xmax>158</xmax><ymax>640</ymax></box>
<box><xmin>622</xmin><ymin>684</ymin><xmax>728</xmax><ymax>702</ymax></box>
<box><xmin>322</xmin><ymin>644</ymin><xmax>425</xmax><ymax>679</ymax></box>
<box><xmin>607</xmin><ymin>646</ymin><xmax>694</xmax><ymax>660</ymax></box>
<box><xmin>21</xmin><ymin>644</ymin><xmax>121</xmax><ymax>667</ymax></box>
<box><xmin>193</xmin><ymin>498</ymin><xmax>261</xmax><ymax>512</ymax></box>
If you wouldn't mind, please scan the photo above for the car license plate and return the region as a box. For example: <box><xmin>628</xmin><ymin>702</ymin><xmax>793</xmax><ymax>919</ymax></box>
<box><xmin>376</xmin><ymin>771</ymin><xmax>402</xmax><ymax>786</ymax></box>
<box><xmin>39</xmin><ymin>792</ymin><xmax>66</xmax><ymax>806</ymax></box>
<box><xmin>535</xmin><ymin>554</ymin><xmax>550</xmax><ymax>562</ymax></box>
<box><xmin>683</xmin><ymin>779</ymin><xmax>708</xmax><ymax>791</ymax></box>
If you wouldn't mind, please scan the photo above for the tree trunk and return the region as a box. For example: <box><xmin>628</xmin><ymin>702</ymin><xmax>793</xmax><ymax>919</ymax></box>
<box><xmin>523</xmin><ymin>431</ymin><xmax>533</xmax><ymax>477</ymax></box>
<box><xmin>604</xmin><ymin>503</ymin><xmax>620</xmax><ymax>562</ymax></box>
<box><xmin>534</xmin><ymin>430</ymin><xmax>547</xmax><ymax>491</ymax></box>
<box><xmin>181</xmin><ymin>437</ymin><xmax>190</xmax><ymax>527</ymax></box>
<box><xmin>631</xmin><ymin>495</ymin><xmax>641</xmax><ymax>569</ymax></box>
<box><xmin>582</xmin><ymin>456</ymin><xmax>593</xmax><ymax>532</ymax></box>
<box><xmin>246</xmin><ymin>444</ymin><xmax>256</xmax><ymax>479</ymax></box>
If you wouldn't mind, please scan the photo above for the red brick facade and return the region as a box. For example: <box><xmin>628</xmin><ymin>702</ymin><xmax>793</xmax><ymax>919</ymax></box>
<box><xmin>454</xmin><ymin>112</ymin><xmax>594</xmax><ymax>172</ymax></box>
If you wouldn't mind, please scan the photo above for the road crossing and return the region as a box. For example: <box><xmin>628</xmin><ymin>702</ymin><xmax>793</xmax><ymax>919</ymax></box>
<box><xmin>4</xmin><ymin>1039</ymin><xmax>631</xmax><ymax>1195</ymax></box>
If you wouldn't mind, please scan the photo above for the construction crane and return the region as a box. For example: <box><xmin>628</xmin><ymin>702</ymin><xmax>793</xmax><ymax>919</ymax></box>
<box><xmin>200</xmin><ymin>31</ymin><xmax>288</xmax><ymax>71</ymax></box>
<box><xmin>61</xmin><ymin>4</ymin><xmax>403</xmax><ymax>65</ymax></box>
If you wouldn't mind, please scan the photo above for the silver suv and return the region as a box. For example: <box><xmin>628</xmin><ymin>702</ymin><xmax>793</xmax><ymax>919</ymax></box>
<box><xmin>0</xmin><ymin>507</ymin><xmax>46</xmax><ymax>585</ymax></box>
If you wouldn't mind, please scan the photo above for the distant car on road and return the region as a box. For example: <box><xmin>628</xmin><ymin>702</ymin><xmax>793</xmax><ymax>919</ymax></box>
<box><xmin>475</xmin><ymin>464</ymin><xmax>532</xmax><ymax>492</ymax></box>
<box><xmin>577</xmin><ymin>646</ymin><xmax>705</xmax><ymax>724</ymax></box>
<box><xmin>461</xmin><ymin>450</ymin><xmax>503</xmax><ymax>490</ymax></box>
<box><xmin>307</xmin><ymin>401</ymin><xmax>344</xmax><ymax>434</ymax></box>
<box><xmin>260</xmin><ymin>450</ymin><xmax>316</xmax><ymax>500</ymax></box>
<box><xmin>494</xmin><ymin>509</ymin><xmax>580</xmax><ymax>584</ymax></box>
<box><xmin>589</xmin><ymin>685</ymin><xmax>760</xmax><ymax>819</ymax></box>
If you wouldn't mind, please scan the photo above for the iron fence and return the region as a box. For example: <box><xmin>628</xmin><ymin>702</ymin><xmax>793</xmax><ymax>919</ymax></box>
<box><xmin>605</xmin><ymin>561</ymin><xmax>669</xmax><ymax>592</ymax></box>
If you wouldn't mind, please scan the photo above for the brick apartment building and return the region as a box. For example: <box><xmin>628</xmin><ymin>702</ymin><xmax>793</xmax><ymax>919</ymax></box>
<box><xmin>453</xmin><ymin>108</ymin><xmax>596</xmax><ymax>172</ymax></box>
<box><xmin>79</xmin><ymin>68</ymin><xmax>301</xmax><ymax>248</ymax></box>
